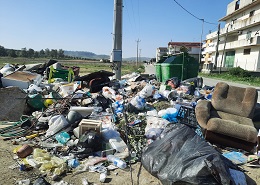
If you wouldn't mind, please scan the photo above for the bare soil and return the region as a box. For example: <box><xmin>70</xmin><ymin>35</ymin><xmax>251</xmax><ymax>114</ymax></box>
<box><xmin>1</xmin><ymin>139</ymin><xmax>260</xmax><ymax>185</ymax></box>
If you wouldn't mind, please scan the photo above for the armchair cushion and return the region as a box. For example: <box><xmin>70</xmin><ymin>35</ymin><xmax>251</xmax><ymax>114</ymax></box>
<box><xmin>195</xmin><ymin>100</ymin><xmax>211</xmax><ymax>130</ymax></box>
<box><xmin>207</xmin><ymin>118</ymin><xmax>257</xmax><ymax>143</ymax></box>
<box><xmin>211</xmin><ymin>82</ymin><xmax>257</xmax><ymax>118</ymax></box>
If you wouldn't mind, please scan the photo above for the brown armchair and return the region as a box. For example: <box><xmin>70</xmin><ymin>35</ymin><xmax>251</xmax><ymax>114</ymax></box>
<box><xmin>195</xmin><ymin>82</ymin><xmax>258</xmax><ymax>152</ymax></box>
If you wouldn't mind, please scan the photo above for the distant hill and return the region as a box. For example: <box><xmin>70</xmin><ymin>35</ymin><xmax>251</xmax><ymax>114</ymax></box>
<box><xmin>123</xmin><ymin>57</ymin><xmax>151</xmax><ymax>62</ymax></box>
<box><xmin>64</xmin><ymin>50</ymin><xmax>109</xmax><ymax>60</ymax></box>
<box><xmin>64</xmin><ymin>50</ymin><xmax>151</xmax><ymax>62</ymax></box>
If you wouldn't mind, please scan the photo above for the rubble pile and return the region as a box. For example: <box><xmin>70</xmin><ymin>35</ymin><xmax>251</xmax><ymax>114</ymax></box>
<box><xmin>0</xmin><ymin>60</ymin><xmax>259</xmax><ymax>185</ymax></box>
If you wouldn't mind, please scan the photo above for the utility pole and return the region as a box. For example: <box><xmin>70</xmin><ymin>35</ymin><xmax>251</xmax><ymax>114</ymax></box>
<box><xmin>139</xmin><ymin>49</ymin><xmax>142</xmax><ymax>62</ymax></box>
<box><xmin>214</xmin><ymin>23</ymin><xmax>220</xmax><ymax>69</ymax></box>
<box><xmin>219</xmin><ymin>23</ymin><xmax>230</xmax><ymax>74</ymax></box>
<box><xmin>199</xmin><ymin>19</ymin><xmax>204</xmax><ymax>64</ymax></box>
<box><xmin>136</xmin><ymin>39</ymin><xmax>141</xmax><ymax>66</ymax></box>
<box><xmin>112</xmin><ymin>0</ymin><xmax>123</xmax><ymax>79</ymax></box>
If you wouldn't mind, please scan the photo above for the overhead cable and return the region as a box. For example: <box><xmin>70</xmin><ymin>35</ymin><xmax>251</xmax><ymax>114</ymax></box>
<box><xmin>173</xmin><ymin>0</ymin><xmax>217</xmax><ymax>25</ymax></box>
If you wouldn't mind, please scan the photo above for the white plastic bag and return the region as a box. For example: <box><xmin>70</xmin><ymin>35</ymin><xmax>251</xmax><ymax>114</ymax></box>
<box><xmin>139</xmin><ymin>84</ymin><xmax>155</xmax><ymax>98</ymax></box>
<box><xmin>45</xmin><ymin>115</ymin><xmax>69</xmax><ymax>137</ymax></box>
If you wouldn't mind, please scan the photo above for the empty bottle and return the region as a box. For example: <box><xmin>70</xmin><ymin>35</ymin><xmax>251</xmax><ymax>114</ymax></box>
<box><xmin>107</xmin><ymin>155</ymin><xmax>127</xmax><ymax>169</ymax></box>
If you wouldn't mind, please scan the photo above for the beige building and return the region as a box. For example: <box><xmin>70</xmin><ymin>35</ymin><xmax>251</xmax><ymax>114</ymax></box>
<box><xmin>156</xmin><ymin>42</ymin><xmax>201</xmax><ymax>62</ymax></box>
<box><xmin>202</xmin><ymin>0</ymin><xmax>260</xmax><ymax>72</ymax></box>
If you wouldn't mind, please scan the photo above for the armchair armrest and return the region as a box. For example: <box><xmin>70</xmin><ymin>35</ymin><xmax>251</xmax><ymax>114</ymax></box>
<box><xmin>195</xmin><ymin>100</ymin><xmax>212</xmax><ymax>129</ymax></box>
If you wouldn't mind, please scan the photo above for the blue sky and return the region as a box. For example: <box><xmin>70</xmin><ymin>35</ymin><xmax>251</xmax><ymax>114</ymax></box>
<box><xmin>0</xmin><ymin>0</ymin><xmax>230</xmax><ymax>58</ymax></box>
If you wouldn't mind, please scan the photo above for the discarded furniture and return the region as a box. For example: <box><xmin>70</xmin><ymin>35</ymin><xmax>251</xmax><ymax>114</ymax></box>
<box><xmin>74</xmin><ymin>70</ymin><xmax>114</xmax><ymax>93</ymax></box>
<box><xmin>1</xmin><ymin>71</ymin><xmax>42</xmax><ymax>89</ymax></box>
<box><xmin>195</xmin><ymin>82</ymin><xmax>258</xmax><ymax>152</ymax></box>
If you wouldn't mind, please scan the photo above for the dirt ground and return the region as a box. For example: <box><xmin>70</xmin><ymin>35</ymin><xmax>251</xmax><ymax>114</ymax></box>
<box><xmin>0</xmin><ymin>139</ymin><xmax>162</xmax><ymax>185</ymax></box>
<box><xmin>1</xmin><ymin>139</ymin><xmax>260</xmax><ymax>185</ymax></box>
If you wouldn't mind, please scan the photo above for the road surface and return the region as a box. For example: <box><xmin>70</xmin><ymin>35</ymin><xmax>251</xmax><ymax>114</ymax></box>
<box><xmin>144</xmin><ymin>64</ymin><xmax>260</xmax><ymax>102</ymax></box>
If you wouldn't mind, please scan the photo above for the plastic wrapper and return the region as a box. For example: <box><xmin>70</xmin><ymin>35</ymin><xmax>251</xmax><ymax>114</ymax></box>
<box><xmin>139</xmin><ymin>84</ymin><xmax>155</xmax><ymax>98</ymax></box>
<box><xmin>141</xmin><ymin>124</ymin><xmax>239</xmax><ymax>185</ymax></box>
<box><xmin>45</xmin><ymin>115</ymin><xmax>69</xmax><ymax>137</ymax></box>
<box><xmin>130</xmin><ymin>95</ymin><xmax>146</xmax><ymax>110</ymax></box>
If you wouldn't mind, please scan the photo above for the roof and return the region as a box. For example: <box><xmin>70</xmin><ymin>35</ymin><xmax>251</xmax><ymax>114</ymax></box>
<box><xmin>168</xmin><ymin>42</ymin><xmax>201</xmax><ymax>48</ymax></box>
<box><xmin>158</xmin><ymin>47</ymin><xmax>168</xmax><ymax>50</ymax></box>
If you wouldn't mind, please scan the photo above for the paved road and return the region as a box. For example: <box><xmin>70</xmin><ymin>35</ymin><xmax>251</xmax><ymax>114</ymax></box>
<box><xmin>202</xmin><ymin>77</ymin><xmax>260</xmax><ymax>103</ymax></box>
<box><xmin>144</xmin><ymin>64</ymin><xmax>260</xmax><ymax>102</ymax></box>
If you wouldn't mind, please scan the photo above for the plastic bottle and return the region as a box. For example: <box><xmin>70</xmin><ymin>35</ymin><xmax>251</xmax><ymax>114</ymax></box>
<box><xmin>107</xmin><ymin>155</ymin><xmax>127</xmax><ymax>169</ymax></box>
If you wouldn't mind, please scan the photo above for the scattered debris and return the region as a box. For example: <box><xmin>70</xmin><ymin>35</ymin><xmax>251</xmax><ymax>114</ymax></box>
<box><xmin>0</xmin><ymin>61</ymin><xmax>259</xmax><ymax>184</ymax></box>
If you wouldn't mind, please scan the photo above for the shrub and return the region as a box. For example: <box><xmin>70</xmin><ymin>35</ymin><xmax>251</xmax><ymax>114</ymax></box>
<box><xmin>228</xmin><ymin>67</ymin><xmax>251</xmax><ymax>78</ymax></box>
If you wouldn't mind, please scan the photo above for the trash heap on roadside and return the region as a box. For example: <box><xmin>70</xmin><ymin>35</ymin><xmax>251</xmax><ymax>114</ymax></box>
<box><xmin>0</xmin><ymin>59</ymin><xmax>259</xmax><ymax>185</ymax></box>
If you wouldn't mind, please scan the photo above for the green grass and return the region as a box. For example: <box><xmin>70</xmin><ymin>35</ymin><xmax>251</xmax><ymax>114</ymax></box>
<box><xmin>199</xmin><ymin>72</ymin><xmax>260</xmax><ymax>87</ymax></box>
<box><xmin>0</xmin><ymin>57</ymin><xmax>144</xmax><ymax>76</ymax></box>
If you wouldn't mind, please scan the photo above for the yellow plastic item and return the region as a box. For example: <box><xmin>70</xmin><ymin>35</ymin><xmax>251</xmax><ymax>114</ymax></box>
<box><xmin>26</xmin><ymin>133</ymin><xmax>39</xmax><ymax>139</ymax></box>
<box><xmin>43</xmin><ymin>99</ymin><xmax>53</xmax><ymax>107</ymax></box>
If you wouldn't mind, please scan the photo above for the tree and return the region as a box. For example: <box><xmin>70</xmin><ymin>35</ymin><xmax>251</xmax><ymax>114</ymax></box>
<box><xmin>58</xmin><ymin>49</ymin><xmax>64</xmax><ymax>58</ymax></box>
<box><xmin>27</xmin><ymin>48</ymin><xmax>35</xmax><ymax>58</ymax></box>
<box><xmin>50</xmin><ymin>49</ymin><xmax>58</xmax><ymax>58</ymax></box>
<box><xmin>39</xmin><ymin>49</ymin><xmax>45</xmax><ymax>58</ymax></box>
<box><xmin>34</xmin><ymin>51</ymin><xmax>39</xmax><ymax>58</ymax></box>
<box><xmin>21</xmin><ymin>47</ymin><xmax>28</xmax><ymax>57</ymax></box>
<box><xmin>180</xmin><ymin>46</ymin><xmax>189</xmax><ymax>54</ymax></box>
<box><xmin>45</xmin><ymin>48</ymin><xmax>50</xmax><ymax>57</ymax></box>
<box><xmin>0</xmin><ymin>45</ymin><xmax>7</xmax><ymax>56</ymax></box>
<box><xmin>8</xmin><ymin>49</ymin><xmax>17</xmax><ymax>58</ymax></box>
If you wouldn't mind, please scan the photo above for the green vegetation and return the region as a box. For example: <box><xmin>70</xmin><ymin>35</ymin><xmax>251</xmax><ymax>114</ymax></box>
<box><xmin>199</xmin><ymin>67</ymin><xmax>260</xmax><ymax>87</ymax></box>
<box><xmin>0</xmin><ymin>57</ymin><xmax>144</xmax><ymax>76</ymax></box>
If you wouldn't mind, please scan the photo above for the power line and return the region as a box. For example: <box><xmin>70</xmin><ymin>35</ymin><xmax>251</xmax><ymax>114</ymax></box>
<box><xmin>137</xmin><ymin>0</ymin><xmax>141</xmax><ymax>37</ymax></box>
<box><xmin>173</xmin><ymin>0</ymin><xmax>217</xmax><ymax>25</ymax></box>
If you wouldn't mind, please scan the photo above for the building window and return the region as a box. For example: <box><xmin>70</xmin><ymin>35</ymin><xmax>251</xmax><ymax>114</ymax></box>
<box><xmin>244</xmin><ymin>48</ymin><xmax>251</xmax><ymax>55</ymax></box>
<box><xmin>235</xmin><ymin>0</ymin><xmax>240</xmax><ymax>10</ymax></box>
<box><xmin>246</xmin><ymin>31</ymin><xmax>252</xmax><ymax>40</ymax></box>
<box><xmin>249</xmin><ymin>10</ymin><xmax>255</xmax><ymax>17</ymax></box>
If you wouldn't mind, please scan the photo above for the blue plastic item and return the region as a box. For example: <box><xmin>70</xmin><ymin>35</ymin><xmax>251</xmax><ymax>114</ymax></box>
<box><xmin>222</xmin><ymin>151</ymin><xmax>248</xmax><ymax>164</ymax></box>
<box><xmin>68</xmin><ymin>159</ymin><xmax>80</xmax><ymax>168</ymax></box>
<box><xmin>55</xmin><ymin>131</ymin><xmax>70</xmax><ymax>144</ymax></box>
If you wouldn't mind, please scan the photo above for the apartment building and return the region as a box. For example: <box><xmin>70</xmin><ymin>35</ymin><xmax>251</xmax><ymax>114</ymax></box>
<box><xmin>156</xmin><ymin>47</ymin><xmax>168</xmax><ymax>62</ymax></box>
<box><xmin>202</xmin><ymin>0</ymin><xmax>260</xmax><ymax>72</ymax></box>
<box><xmin>156</xmin><ymin>42</ymin><xmax>201</xmax><ymax>62</ymax></box>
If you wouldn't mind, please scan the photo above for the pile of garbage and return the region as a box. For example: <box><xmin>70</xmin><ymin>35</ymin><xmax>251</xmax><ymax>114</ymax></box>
<box><xmin>0</xmin><ymin>60</ymin><xmax>255</xmax><ymax>184</ymax></box>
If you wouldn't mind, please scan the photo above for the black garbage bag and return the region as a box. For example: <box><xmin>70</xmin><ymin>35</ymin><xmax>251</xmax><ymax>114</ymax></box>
<box><xmin>141</xmin><ymin>124</ymin><xmax>239</xmax><ymax>185</ymax></box>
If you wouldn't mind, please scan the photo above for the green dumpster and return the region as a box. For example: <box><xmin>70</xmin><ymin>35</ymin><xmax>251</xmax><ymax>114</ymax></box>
<box><xmin>155</xmin><ymin>63</ymin><xmax>162</xmax><ymax>82</ymax></box>
<box><xmin>160</xmin><ymin>54</ymin><xmax>199</xmax><ymax>82</ymax></box>
<box><xmin>161</xmin><ymin>63</ymin><xmax>183</xmax><ymax>82</ymax></box>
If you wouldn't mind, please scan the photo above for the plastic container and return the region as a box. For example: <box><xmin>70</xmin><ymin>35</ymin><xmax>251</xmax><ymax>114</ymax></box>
<box><xmin>27</xmin><ymin>94</ymin><xmax>46</xmax><ymax>110</ymax></box>
<box><xmin>107</xmin><ymin>155</ymin><xmax>127</xmax><ymax>169</ymax></box>
<box><xmin>109</xmin><ymin>137</ymin><xmax>128</xmax><ymax>153</ymax></box>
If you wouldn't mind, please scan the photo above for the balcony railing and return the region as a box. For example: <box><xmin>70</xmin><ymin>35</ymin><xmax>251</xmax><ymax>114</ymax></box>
<box><xmin>218</xmin><ymin>36</ymin><xmax>260</xmax><ymax>50</ymax></box>
<box><xmin>207</xmin><ymin>13</ymin><xmax>260</xmax><ymax>39</ymax></box>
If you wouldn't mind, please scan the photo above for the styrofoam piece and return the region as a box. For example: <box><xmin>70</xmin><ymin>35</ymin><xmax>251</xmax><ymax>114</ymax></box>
<box><xmin>73</xmin><ymin>127</ymin><xmax>80</xmax><ymax>138</ymax></box>
<box><xmin>109</xmin><ymin>137</ymin><xmax>127</xmax><ymax>153</ymax></box>
<box><xmin>70</xmin><ymin>106</ymin><xmax>94</xmax><ymax>117</ymax></box>
<box><xmin>1</xmin><ymin>71</ymin><xmax>42</xmax><ymax>89</ymax></box>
